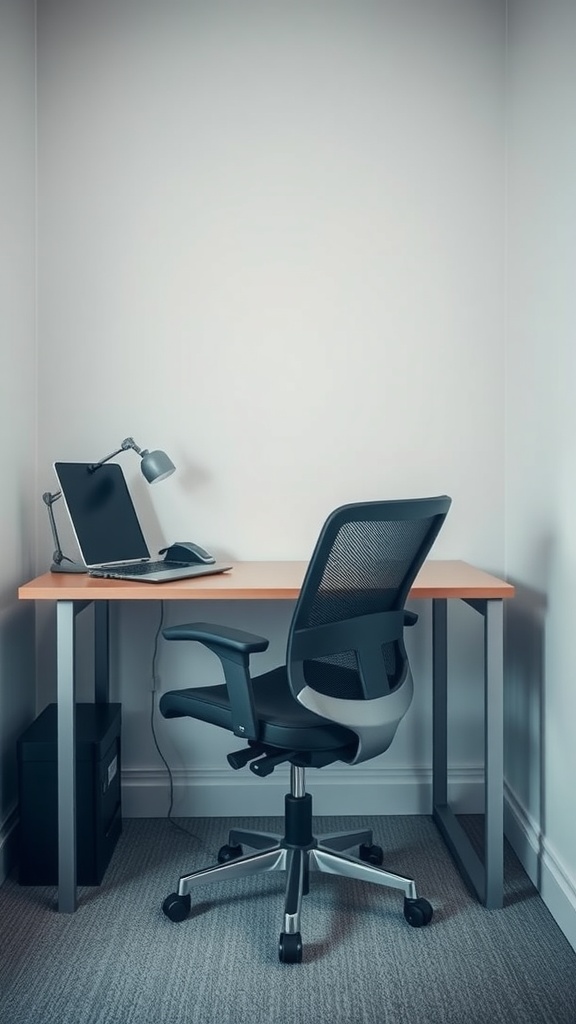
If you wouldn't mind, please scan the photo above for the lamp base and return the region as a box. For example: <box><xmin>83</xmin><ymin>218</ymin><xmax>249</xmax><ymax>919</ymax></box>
<box><xmin>50</xmin><ymin>560</ymin><xmax>87</xmax><ymax>574</ymax></box>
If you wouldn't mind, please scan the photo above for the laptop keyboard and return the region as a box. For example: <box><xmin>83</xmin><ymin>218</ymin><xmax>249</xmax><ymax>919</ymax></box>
<box><xmin>90</xmin><ymin>560</ymin><xmax>191</xmax><ymax>578</ymax></box>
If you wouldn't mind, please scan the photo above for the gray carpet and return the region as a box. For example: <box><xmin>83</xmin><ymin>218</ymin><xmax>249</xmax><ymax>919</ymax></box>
<box><xmin>1</xmin><ymin>814</ymin><xmax>575</xmax><ymax>1024</ymax></box>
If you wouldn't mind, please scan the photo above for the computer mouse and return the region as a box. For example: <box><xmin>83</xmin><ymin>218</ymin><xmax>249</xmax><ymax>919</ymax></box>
<box><xmin>159</xmin><ymin>542</ymin><xmax>216</xmax><ymax>565</ymax></box>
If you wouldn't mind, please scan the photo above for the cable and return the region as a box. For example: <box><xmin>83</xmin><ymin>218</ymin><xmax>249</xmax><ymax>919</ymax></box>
<box><xmin>149</xmin><ymin>600</ymin><xmax>202</xmax><ymax>842</ymax></box>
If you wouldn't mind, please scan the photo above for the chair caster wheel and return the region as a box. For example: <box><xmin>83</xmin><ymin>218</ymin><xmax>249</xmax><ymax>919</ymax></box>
<box><xmin>217</xmin><ymin>843</ymin><xmax>243</xmax><ymax>863</ymax></box>
<box><xmin>278</xmin><ymin>931</ymin><xmax>303</xmax><ymax>964</ymax></box>
<box><xmin>162</xmin><ymin>892</ymin><xmax>191</xmax><ymax>922</ymax></box>
<box><xmin>359</xmin><ymin>843</ymin><xmax>384</xmax><ymax>866</ymax></box>
<box><xmin>403</xmin><ymin>896</ymin><xmax>433</xmax><ymax>927</ymax></box>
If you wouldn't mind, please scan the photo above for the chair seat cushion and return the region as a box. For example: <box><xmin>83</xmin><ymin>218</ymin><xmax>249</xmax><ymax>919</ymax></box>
<box><xmin>159</xmin><ymin>666</ymin><xmax>356</xmax><ymax>752</ymax></box>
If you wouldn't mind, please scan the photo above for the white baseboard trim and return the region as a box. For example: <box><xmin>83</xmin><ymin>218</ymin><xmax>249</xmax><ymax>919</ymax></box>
<box><xmin>504</xmin><ymin>783</ymin><xmax>576</xmax><ymax>953</ymax></box>
<box><xmin>0</xmin><ymin>808</ymin><xmax>19</xmax><ymax>885</ymax></box>
<box><xmin>122</xmin><ymin>764</ymin><xmax>486</xmax><ymax>818</ymax></box>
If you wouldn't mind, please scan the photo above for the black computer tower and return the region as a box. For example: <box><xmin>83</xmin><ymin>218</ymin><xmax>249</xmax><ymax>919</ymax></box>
<box><xmin>17</xmin><ymin>702</ymin><xmax>122</xmax><ymax>886</ymax></box>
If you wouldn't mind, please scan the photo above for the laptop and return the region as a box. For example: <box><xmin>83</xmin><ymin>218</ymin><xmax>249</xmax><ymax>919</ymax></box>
<box><xmin>53</xmin><ymin>462</ymin><xmax>232</xmax><ymax>583</ymax></box>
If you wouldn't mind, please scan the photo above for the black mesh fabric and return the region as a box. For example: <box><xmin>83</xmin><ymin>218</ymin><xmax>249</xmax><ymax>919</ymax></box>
<box><xmin>292</xmin><ymin>514</ymin><xmax>436</xmax><ymax>700</ymax></box>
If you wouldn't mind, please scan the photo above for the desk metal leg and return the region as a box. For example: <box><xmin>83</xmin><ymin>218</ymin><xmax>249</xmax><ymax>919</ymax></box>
<box><xmin>432</xmin><ymin>599</ymin><xmax>448</xmax><ymax>809</ymax></box>
<box><xmin>56</xmin><ymin>597</ymin><xmax>102</xmax><ymax>912</ymax></box>
<box><xmin>484</xmin><ymin>599</ymin><xmax>504</xmax><ymax>908</ymax></box>
<box><xmin>56</xmin><ymin>600</ymin><xmax>77</xmax><ymax>913</ymax></box>
<box><xmin>432</xmin><ymin>597</ymin><xmax>504</xmax><ymax>909</ymax></box>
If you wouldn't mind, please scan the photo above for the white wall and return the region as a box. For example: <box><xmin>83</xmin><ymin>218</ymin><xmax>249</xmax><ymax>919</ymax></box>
<box><xmin>0</xmin><ymin>0</ymin><xmax>37</xmax><ymax>877</ymax></box>
<box><xmin>36</xmin><ymin>0</ymin><xmax>506</xmax><ymax>564</ymax></box>
<box><xmin>506</xmin><ymin>0</ymin><xmax>576</xmax><ymax>950</ymax></box>
<box><xmin>34</xmin><ymin>0</ymin><xmax>506</xmax><ymax>816</ymax></box>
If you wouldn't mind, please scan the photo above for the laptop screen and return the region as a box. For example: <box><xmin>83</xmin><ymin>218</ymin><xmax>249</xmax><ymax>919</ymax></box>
<box><xmin>54</xmin><ymin>462</ymin><xmax>151</xmax><ymax>567</ymax></box>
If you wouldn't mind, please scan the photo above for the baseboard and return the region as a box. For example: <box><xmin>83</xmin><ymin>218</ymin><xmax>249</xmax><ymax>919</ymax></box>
<box><xmin>504</xmin><ymin>783</ymin><xmax>576</xmax><ymax>953</ymax></box>
<box><xmin>121</xmin><ymin>764</ymin><xmax>486</xmax><ymax>818</ymax></box>
<box><xmin>0</xmin><ymin>808</ymin><xmax>19</xmax><ymax>885</ymax></box>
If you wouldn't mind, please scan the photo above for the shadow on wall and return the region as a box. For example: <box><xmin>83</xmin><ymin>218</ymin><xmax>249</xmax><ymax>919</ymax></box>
<box><xmin>504</xmin><ymin>580</ymin><xmax>547</xmax><ymax>890</ymax></box>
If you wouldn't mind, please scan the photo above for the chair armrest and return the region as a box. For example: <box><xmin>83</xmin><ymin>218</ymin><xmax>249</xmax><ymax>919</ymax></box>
<box><xmin>162</xmin><ymin>622</ymin><xmax>269</xmax><ymax>741</ymax></box>
<box><xmin>163</xmin><ymin>622</ymin><xmax>269</xmax><ymax>655</ymax></box>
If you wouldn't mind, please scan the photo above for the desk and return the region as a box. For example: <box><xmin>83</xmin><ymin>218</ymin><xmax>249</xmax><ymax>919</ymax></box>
<box><xmin>19</xmin><ymin>559</ymin><xmax>514</xmax><ymax>913</ymax></box>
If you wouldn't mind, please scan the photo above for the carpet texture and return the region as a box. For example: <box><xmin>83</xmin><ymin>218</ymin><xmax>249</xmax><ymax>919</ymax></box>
<box><xmin>1</xmin><ymin>814</ymin><xmax>575</xmax><ymax>1024</ymax></box>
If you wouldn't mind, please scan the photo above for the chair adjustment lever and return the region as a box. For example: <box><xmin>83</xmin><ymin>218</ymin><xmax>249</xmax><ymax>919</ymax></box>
<box><xmin>249</xmin><ymin>751</ymin><xmax>296</xmax><ymax>777</ymax></box>
<box><xmin>227</xmin><ymin>744</ymin><xmax>267</xmax><ymax>770</ymax></box>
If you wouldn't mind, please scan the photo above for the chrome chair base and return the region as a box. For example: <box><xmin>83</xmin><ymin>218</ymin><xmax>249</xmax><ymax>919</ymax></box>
<box><xmin>162</xmin><ymin>768</ymin><xmax>431</xmax><ymax>962</ymax></box>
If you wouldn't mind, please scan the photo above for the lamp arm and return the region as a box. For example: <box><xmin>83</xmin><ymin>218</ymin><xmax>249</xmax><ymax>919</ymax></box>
<box><xmin>88</xmin><ymin>437</ymin><xmax>142</xmax><ymax>473</ymax></box>
<box><xmin>42</xmin><ymin>490</ymin><xmax>86</xmax><ymax>572</ymax></box>
<box><xmin>42</xmin><ymin>490</ymin><xmax>65</xmax><ymax>566</ymax></box>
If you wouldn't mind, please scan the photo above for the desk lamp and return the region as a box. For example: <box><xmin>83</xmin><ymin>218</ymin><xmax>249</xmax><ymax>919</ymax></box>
<box><xmin>42</xmin><ymin>436</ymin><xmax>176</xmax><ymax>573</ymax></box>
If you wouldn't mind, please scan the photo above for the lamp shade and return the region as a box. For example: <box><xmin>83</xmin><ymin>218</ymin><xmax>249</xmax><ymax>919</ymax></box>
<box><xmin>140</xmin><ymin>448</ymin><xmax>176</xmax><ymax>484</ymax></box>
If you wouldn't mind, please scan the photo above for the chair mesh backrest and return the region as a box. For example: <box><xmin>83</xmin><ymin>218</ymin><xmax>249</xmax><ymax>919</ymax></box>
<box><xmin>288</xmin><ymin>499</ymin><xmax>450</xmax><ymax>701</ymax></box>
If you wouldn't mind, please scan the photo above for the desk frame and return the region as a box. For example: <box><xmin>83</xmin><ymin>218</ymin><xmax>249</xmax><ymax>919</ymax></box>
<box><xmin>432</xmin><ymin>597</ymin><xmax>504</xmax><ymax>908</ymax></box>
<box><xmin>19</xmin><ymin>560</ymin><xmax>514</xmax><ymax>913</ymax></box>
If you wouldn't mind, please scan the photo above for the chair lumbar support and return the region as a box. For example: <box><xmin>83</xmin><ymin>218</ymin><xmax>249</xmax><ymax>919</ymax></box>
<box><xmin>162</xmin><ymin>765</ymin><xmax>433</xmax><ymax>963</ymax></box>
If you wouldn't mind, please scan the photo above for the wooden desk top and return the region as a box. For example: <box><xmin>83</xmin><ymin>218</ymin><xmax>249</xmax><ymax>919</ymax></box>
<box><xmin>18</xmin><ymin>560</ymin><xmax>515</xmax><ymax>602</ymax></box>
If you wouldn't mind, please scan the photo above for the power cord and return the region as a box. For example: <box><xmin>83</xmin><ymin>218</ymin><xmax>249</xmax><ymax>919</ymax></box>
<box><xmin>149</xmin><ymin>600</ymin><xmax>203</xmax><ymax>843</ymax></box>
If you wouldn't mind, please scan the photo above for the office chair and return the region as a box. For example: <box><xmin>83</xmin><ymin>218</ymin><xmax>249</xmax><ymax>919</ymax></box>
<box><xmin>160</xmin><ymin>496</ymin><xmax>451</xmax><ymax>963</ymax></box>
